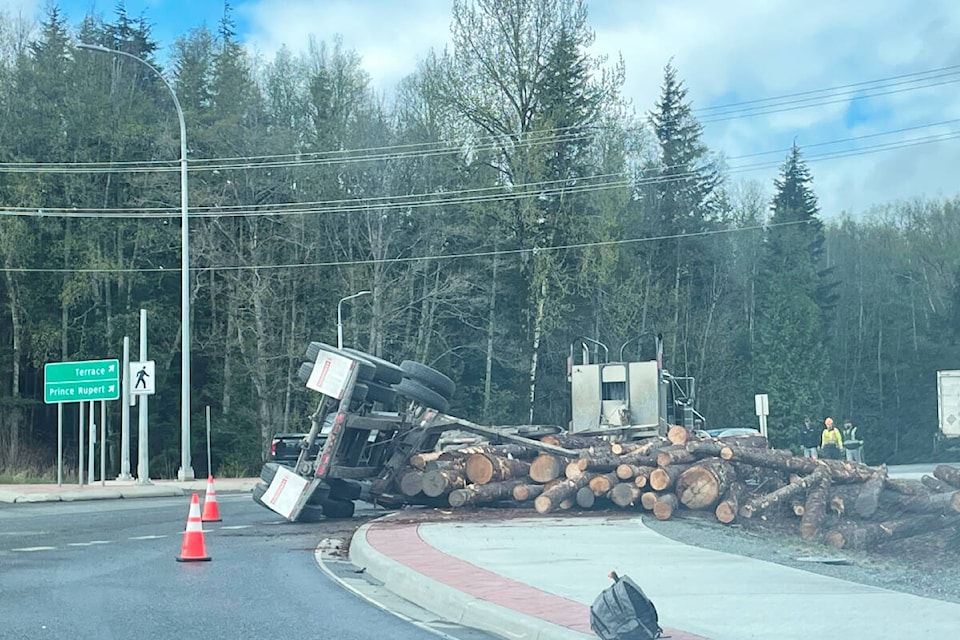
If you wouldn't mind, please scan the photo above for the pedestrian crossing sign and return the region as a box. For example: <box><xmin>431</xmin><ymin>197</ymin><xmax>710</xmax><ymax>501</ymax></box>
<box><xmin>130</xmin><ymin>360</ymin><xmax>156</xmax><ymax>395</ymax></box>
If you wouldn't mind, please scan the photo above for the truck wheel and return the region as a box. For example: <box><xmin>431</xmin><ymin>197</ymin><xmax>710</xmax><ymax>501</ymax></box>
<box><xmin>298</xmin><ymin>503</ymin><xmax>325</xmax><ymax>522</ymax></box>
<box><xmin>252</xmin><ymin>482</ymin><xmax>273</xmax><ymax>512</ymax></box>
<box><xmin>260</xmin><ymin>462</ymin><xmax>281</xmax><ymax>485</ymax></box>
<box><xmin>364</xmin><ymin>381</ymin><xmax>397</xmax><ymax>406</ymax></box>
<box><xmin>394</xmin><ymin>377</ymin><xmax>450</xmax><ymax>413</ymax></box>
<box><xmin>296</xmin><ymin>361</ymin><xmax>314</xmax><ymax>384</ymax></box>
<box><xmin>341</xmin><ymin>348</ymin><xmax>404</xmax><ymax>385</ymax></box>
<box><xmin>320</xmin><ymin>498</ymin><xmax>356</xmax><ymax>519</ymax></box>
<box><xmin>400</xmin><ymin>360</ymin><xmax>456</xmax><ymax>398</ymax></box>
<box><xmin>305</xmin><ymin>342</ymin><xmax>376</xmax><ymax>381</ymax></box>
<box><xmin>351</xmin><ymin>382</ymin><xmax>369</xmax><ymax>404</ymax></box>
<box><xmin>328</xmin><ymin>479</ymin><xmax>362</xmax><ymax>501</ymax></box>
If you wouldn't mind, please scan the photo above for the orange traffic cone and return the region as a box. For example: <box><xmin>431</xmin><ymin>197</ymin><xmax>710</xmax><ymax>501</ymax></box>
<box><xmin>201</xmin><ymin>475</ymin><xmax>222</xmax><ymax>522</ymax></box>
<box><xmin>177</xmin><ymin>493</ymin><xmax>211</xmax><ymax>562</ymax></box>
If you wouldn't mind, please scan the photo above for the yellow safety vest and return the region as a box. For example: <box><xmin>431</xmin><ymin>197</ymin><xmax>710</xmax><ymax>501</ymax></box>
<box><xmin>821</xmin><ymin>428</ymin><xmax>843</xmax><ymax>449</ymax></box>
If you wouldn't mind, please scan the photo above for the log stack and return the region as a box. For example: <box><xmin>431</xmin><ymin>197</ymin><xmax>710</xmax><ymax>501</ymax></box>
<box><xmin>392</xmin><ymin>432</ymin><xmax>960</xmax><ymax>551</ymax></box>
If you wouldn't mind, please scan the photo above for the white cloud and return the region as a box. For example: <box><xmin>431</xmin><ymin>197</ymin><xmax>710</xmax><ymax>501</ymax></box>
<box><xmin>237</xmin><ymin>0</ymin><xmax>450</xmax><ymax>94</ymax></box>
<box><xmin>235</xmin><ymin>0</ymin><xmax>960</xmax><ymax>216</ymax></box>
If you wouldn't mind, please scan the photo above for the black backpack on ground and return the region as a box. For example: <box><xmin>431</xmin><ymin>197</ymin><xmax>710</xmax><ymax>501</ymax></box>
<box><xmin>590</xmin><ymin>571</ymin><xmax>662</xmax><ymax>640</ymax></box>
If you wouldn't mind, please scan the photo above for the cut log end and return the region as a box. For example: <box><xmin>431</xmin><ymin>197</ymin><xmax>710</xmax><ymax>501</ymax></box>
<box><xmin>529</xmin><ymin>454</ymin><xmax>562</xmax><ymax>484</ymax></box>
<box><xmin>716</xmin><ymin>501</ymin><xmax>737</xmax><ymax>524</ymax></box>
<box><xmin>652</xmin><ymin>494</ymin><xmax>678</xmax><ymax>520</ymax></box>
<box><xmin>465</xmin><ymin>454</ymin><xmax>494</xmax><ymax>485</ymax></box>
<box><xmin>667</xmin><ymin>424</ymin><xmax>690</xmax><ymax>445</ymax></box>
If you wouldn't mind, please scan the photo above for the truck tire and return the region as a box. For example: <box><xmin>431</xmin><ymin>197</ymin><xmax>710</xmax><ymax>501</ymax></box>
<box><xmin>394</xmin><ymin>377</ymin><xmax>450</xmax><ymax>413</ymax></box>
<box><xmin>400</xmin><ymin>360</ymin><xmax>456</xmax><ymax>398</ymax></box>
<box><xmin>319</xmin><ymin>497</ymin><xmax>356</xmax><ymax>519</ymax></box>
<box><xmin>328</xmin><ymin>479</ymin><xmax>363</xmax><ymax>501</ymax></box>
<box><xmin>252</xmin><ymin>482</ymin><xmax>272</xmax><ymax>512</ymax></box>
<box><xmin>364</xmin><ymin>381</ymin><xmax>397</xmax><ymax>406</ymax></box>
<box><xmin>296</xmin><ymin>361</ymin><xmax>314</xmax><ymax>384</ymax></box>
<box><xmin>298</xmin><ymin>503</ymin><xmax>325</xmax><ymax>522</ymax></box>
<box><xmin>341</xmin><ymin>348</ymin><xmax>404</xmax><ymax>385</ymax></box>
<box><xmin>260</xmin><ymin>462</ymin><xmax>282</xmax><ymax>485</ymax></box>
<box><xmin>305</xmin><ymin>342</ymin><xmax>376</xmax><ymax>381</ymax></box>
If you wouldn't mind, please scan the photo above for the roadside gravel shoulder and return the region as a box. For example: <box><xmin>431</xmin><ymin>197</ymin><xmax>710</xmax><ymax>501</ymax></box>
<box><xmin>642</xmin><ymin>511</ymin><xmax>960</xmax><ymax>604</ymax></box>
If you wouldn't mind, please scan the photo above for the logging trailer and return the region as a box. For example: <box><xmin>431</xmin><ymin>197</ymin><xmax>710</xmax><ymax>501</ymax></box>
<box><xmin>254</xmin><ymin>335</ymin><xmax>703</xmax><ymax>522</ymax></box>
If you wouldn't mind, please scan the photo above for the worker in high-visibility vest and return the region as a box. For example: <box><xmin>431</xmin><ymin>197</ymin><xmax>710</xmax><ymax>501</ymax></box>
<box><xmin>842</xmin><ymin>420</ymin><xmax>863</xmax><ymax>463</ymax></box>
<box><xmin>820</xmin><ymin>417</ymin><xmax>843</xmax><ymax>460</ymax></box>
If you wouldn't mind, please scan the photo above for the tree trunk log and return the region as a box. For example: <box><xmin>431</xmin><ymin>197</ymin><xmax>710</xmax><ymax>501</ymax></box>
<box><xmin>448</xmin><ymin>480</ymin><xmax>525</xmax><ymax>508</ymax></box>
<box><xmin>676</xmin><ymin>459</ymin><xmax>736</xmax><ymax>510</ymax></box>
<box><xmin>685</xmin><ymin>441</ymin><xmax>724</xmax><ymax>458</ymax></box>
<box><xmin>565</xmin><ymin>460</ymin><xmax>584</xmax><ymax>480</ymax></box>
<box><xmin>632</xmin><ymin>466</ymin><xmax>655</xmax><ymax>488</ymax></box>
<box><xmin>534</xmin><ymin>474</ymin><xmax>592</xmax><ymax>514</ymax></box>
<box><xmin>721</xmin><ymin>447</ymin><xmax>873</xmax><ymax>483</ymax></box>
<box><xmin>649</xmin><ymin>464</ymin><xmax>692</xmax><ymax>491</ymax></box>
<box><xmin>589</xmin><ymin>472</ymin><xmax>620</xmax><ymax>497</ymax></box>
<box><xmin>640</xmin><ymin>491</ymin><xmax>660</xmax><ymax>510</ymax></box>
<box><xmin>934</xmin><ymin>464</ymin><xmax>960</xmax><ymax>489</ymax></box>
<box><xmin>667</xmin><ymin>424</ymin><xmax>691</xmax><ymax>445</ymax></box>
<box><xmin>576</xmin><ymin>454</ymin><xmax>653</xmax><ymax>473</ymax></box>
<box><xmin>512</xmin><ymin>483</ymin><xmax>544</xmax><ymax>502</ymax></box>
<box><xmin>465</xmin><ymin>454</ymin><xmax>531</xmax><ymax>485</ymax></box>
<box><xmin>800</xmin><ymin>473</ymin><xmax>831</xmax><ymax>540</ymax></box>
<box><xmin>539</xmin><ymin>434</ymin><xmax>610</xmax><ymax>450</ymax></box>
<box><xmin>421</xmin><ymin>469</ymin><xmax>466</xmax><ymax>497</ymax></box>
<box><xmin>409</xmin><ymin>451</ymin><xmax>442</xmax><ymax>470</ymax></box>
<box><xmin>610</xmin><ymin>482</ymin><xmax>641</xmax><ymax>507</ymax></box>
<box><xmin>883</xmin><ymin>477</ymin><xmax>928</xmax><ymax>495</ymax></box>
<box><xmin>399</xmin><ymin>469</ymin><xmax>424</xmax><ymax>496</ymax></box>
<box><xmin>922</xmin><ymin>474</ymin><xmax>953</xmax><ymax>493</ymax></box>
<box><xmin>653</xmin><ymin>493</ymin><xmax>679</xmax><ymax>520</ymax></box>
<box><xmin>880</xmin><ymin>490</ymin><xmax>960</xmax><ymax>515</ymax></box>
<box><xmin>717</xmin><ymin>434</ymin><xmax>769</xmax><ymax>449</ymax></box>
<box><xmin>825</xmin><ymin>515</ymin><xmax>959</xmax><ymax>550</ymax></box>
<box><xmin>791</xmin><ymin>497</ymin><xmax>805</xmax><ymax>517</ymax></box>
<box><xmin>740</xmin><ymin>466</ymin><xmax>826</xmax><ymax>519</ymax></box>
<box><xmin>855</xmin><ymin>467</ymin><xmax>887</xmax><ymax>518</ymax></box>
<box><xmin>529</xmin><ymin>453</ymin><xmax>563</xmax><ymax>483</ymax></box>
<box><xmin>715</xmin><ymin>481</ymin><xmax>747</xmax><ymax>524</ymax></box>
<box><xmin>657</xmin><ymin>447</ymin><xmax>698</xmax><ymax>468</ymax></box>
<box><xmin>576</xmin><ymin>486</ymin><xmax>596</xmax><ymax>509</ymax></box>
<box><xmin>828</xmin><ymin>485</ymin><xmax>863</xmax><ymax>517</ymax></box>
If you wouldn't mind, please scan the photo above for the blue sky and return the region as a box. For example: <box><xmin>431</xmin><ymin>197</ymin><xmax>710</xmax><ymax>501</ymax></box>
<box><xmin>3</xmin><ymin>0</ymin><xmax>960</xmax><ymax>218</ymax></box>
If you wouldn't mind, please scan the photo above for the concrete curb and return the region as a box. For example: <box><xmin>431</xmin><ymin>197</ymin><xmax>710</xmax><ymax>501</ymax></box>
<box><xmin>349</xmin><ymin>518</ymin><xmax>593</xmax><ymax>640</ymax></box>
<box><xmin>0</xmin><ymin>480</ymin><xmax>257</xmax><ymax>504</ymax></box>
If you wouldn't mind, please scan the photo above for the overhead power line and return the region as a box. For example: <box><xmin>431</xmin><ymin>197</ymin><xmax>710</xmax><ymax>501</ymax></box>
<box><xmin>0</xmin><ymin>64</ymin><xmax>957</xmax><ymax>174</ymax></box>
<box><xmin>2</xmin><ymin>123</ymin><xmax>957</xmax><ymax>219</ymax></box>
<box><xmin>0</xmin><ymin>219</ymin><xmax>810</xmax><ymax>274</ymax></box>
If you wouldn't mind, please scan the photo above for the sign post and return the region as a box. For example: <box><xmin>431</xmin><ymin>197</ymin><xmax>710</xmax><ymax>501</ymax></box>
<box><xmin>755</xmin><ymin>393</ymin><xmax>770</xmax><ymax>439</ymax></box>
<box><xmin>44</xmin><ymin>359</ymin><xmax>119</xmax><ymax>486</ymax></box>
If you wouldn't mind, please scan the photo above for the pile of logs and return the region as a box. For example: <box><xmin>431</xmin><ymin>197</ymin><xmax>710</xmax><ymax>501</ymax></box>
<box><xmin>394</xmin><ymin>426</ymin><xmax>960</xmax><ymax>551</ymax></box>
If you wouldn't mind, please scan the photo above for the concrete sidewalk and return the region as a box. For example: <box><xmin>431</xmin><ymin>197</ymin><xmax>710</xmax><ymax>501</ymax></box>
<box><xmin>350</xmin><ymin>513</ymin><xmax>960</xmax><ymax>640</ymax></box>
<box><xmin>0</xmin><ymin>477</ymin><xmax>258</xmax><ymax>504</ymax></box>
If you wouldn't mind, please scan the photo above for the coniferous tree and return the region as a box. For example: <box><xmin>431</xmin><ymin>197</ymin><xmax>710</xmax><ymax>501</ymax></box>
<box><xmin>754</xmin><ymin>144</ymin><xmax>832</xmax><ymax>448</ymax></box>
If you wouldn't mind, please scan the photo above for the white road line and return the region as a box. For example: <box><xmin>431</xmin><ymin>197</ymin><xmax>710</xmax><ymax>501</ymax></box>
<box><xmin>217</xmin><ymin>525</ymin><xmax>251</xmax><ymax>530</ymax></box>
<box><xmin>11</xmin><ymin>546</ymin><xmax>57</xmax><ymax>552</ymax></box>
<box><xmin>129</xmin><ymin>535</ymin><xmax>168</xmax><ymax>540</ymax></box>
<box><xmin>66</xmin><ymin>541</ymin><xmax>112</xmax><ymax>547</ymax></box>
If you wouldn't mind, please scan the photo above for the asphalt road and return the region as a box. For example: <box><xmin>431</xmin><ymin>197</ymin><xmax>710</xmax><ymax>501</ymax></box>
<box><xmin>0</xmin><ymin>494</ymin><xmax>461</xmax><ymax>640</ymax></box>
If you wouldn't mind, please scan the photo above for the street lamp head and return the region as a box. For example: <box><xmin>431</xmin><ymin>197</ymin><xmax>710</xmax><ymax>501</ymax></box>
<box><xmin>76</xmin><ymin>43</ymin><xmax>111</xmax><ymax>53</ymax></box>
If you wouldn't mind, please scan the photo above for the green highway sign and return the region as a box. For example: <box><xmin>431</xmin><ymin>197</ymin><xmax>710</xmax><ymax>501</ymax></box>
<box><xmin>44</xmin><ymin>359</ymin><xmax>120</xmax><ymax>404</ymax></box>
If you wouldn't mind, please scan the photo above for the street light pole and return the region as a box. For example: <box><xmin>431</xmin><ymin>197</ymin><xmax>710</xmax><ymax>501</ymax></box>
<box><xmin>337</xmin><ymin>291</ymin><xmax>371</xmax><ymax>349</ymax></box>
<box><xmin>77</xmin><ymin>44</ymin><xmax>194</xmax><ymax>480</ymax></box>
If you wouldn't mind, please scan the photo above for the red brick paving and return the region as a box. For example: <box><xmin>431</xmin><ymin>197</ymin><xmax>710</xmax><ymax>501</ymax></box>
<box><xmin>365</xmin><ymin>520</ymin><xmax>711</xmax><ymax>639</ymax></box>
